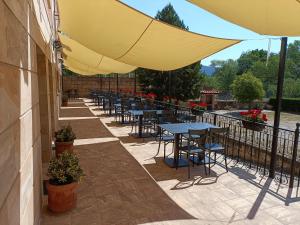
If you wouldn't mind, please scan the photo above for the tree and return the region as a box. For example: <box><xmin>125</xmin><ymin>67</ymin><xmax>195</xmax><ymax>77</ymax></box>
<box><xmin>138</xmin><ymin>3</ymin><xmax>201</xmax><ymax>101</ymax></box>
<box><xmin>231</xmin><ymin>72</ymin><xmax>265</xmax><ymax>106</ymax></box>
<box><xmin>237</xmin><ymin>49</ymin><xmax>268</xmax><ymax>75</ymax></box>
<box><xmin>213</xmin><ymin>59</ymin><xmax>238</xmax><ymax>91</ymax></box>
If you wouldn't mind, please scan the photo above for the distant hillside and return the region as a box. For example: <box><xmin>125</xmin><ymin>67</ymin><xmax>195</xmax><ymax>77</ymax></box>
<box><xmin>201</xmin><ymin>65</ymin><xmax>216</xmax><ymax>76</ymax></box>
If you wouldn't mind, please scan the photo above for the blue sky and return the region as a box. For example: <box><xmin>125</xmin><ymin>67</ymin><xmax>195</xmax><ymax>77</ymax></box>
<box><xmin>122</xmin><ymin>0</ymin><xmax>300</xmax><ymax>66</ymax></box>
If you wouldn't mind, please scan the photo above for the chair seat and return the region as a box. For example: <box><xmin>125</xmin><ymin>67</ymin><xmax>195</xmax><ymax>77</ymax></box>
<box><xmin>160</xmin><ymin>135</ymin><xmax>175</xmax><ymax>141</ymax></box>
<box><xmin>182</xmin><ymin>133</ymin><xmax>201</xmax><ymax>139</ymax></box>
<box><xmin>205</xmin><ymin>143</ymin><xmax>224</xmax><ymax>151</ymax></box>
<box><xmin>179</xmin><ymin>145</ymin><xmax>204</xmax><ymax>154</ymax></box>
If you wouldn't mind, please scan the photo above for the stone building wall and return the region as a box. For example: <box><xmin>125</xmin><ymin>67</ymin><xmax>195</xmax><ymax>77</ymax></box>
<box><xmin>63</xmin><ymin>75</ymin><xmax>141</xmax><ymax>97</ymax></box>
<box><xmin>0</xmin><ymin>0</ymin><xmax>59</xmax><ymax>224</ymax></box>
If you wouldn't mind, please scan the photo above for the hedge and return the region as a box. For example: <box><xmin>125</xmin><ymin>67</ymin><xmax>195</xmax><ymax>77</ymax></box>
<box><xmin>269</xmin><ymin>98</ymin><xmax>300</xmax><ymax>112</ymax></box>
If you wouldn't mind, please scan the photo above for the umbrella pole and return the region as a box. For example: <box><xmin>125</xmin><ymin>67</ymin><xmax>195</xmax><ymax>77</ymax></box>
<box><xmin>269</xmin><ymin>37</ymin><xmax>288</xmax><ymax>178</ymax></box>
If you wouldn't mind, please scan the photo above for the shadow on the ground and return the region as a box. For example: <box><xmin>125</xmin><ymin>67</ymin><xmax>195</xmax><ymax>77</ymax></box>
<box><xmin>43</xmin><ymin>101</ymin><xmax>197</xmax><ymax>225</ymax></box>
<box><xmin>119</xmin><ymin>135</ymin><xmax>157</xmax><ymax>144</ymax></box>
<box><xmin>143</xmin><ymin>157</ymin><xmax>218</xmax><ymax>189</ymax></box>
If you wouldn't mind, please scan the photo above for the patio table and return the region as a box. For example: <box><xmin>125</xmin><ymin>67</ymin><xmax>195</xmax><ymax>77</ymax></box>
<box><xmin>128</xmin><ymin>110</ymin><xmax>163</xmax><ymax>138</ymax></box>
<box><xmin>158</xmin><ymin>122</ymin><xmax>218</xmax><ymax>168</ymax></box>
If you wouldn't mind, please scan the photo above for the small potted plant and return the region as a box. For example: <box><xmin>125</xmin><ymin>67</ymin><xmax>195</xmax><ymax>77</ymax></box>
<box><xmin>240</xmin><ymin>109</ymin><xmax>268</xmax><ymax>131</ymax></box>
<box><xmin>55</xmin><ymin>125</ymin><xmax>76</xmax><ymax>157</ymax></box>
<box><xmin>62</xmin><ymin>94</ymin><xmax>68</xmax><ymax>107</ymax></box>
<box><xmin>47</xmin><ymin>152</ymin><xmax>84</xmax><ymax>213</ymax></box>
<box><xmin>190</xmin><ymin>102</ymin><xmax>207</xmax><ymax>116</ymax></box>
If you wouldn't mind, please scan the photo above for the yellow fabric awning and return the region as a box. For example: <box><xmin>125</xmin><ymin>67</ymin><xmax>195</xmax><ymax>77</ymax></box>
<box><xmin>58</xmin><ymin>0</ymin><xmax>241</xmax><ymax>71</ymax></box>
<box><xmin>188</xmin><ymin>0</ymin><xmax>300</xmax><ymax>36</ymax></box>
<box><xmin>63</xmin><ymin>56</ymin><xmax>107</xmax><ymax>75</ymax></box>
<box><xmin>59</xmin><ymin>34</ymin><xmax>137</xmax><ymax>74</ymax></box>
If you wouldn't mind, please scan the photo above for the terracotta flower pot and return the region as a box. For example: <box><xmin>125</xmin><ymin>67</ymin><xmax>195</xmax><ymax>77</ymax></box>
<box><xmin>47</xmin><ymin>181</ymin><xmax>77</xmax><ymax>213</ymax></box>
<box><xmin>55</xmin><ymin>141</ymin><xmax>74</xmax><ymax>157</ymax></box>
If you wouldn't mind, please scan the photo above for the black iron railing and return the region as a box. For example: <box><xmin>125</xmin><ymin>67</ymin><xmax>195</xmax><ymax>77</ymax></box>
<box><xmin>91</xmin><ymin>91</ymin><xmax>300</xmax><ymax>188</ymax></box>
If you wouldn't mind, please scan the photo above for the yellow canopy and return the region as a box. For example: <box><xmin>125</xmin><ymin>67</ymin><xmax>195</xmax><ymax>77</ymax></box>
<box><xmin>188</xmin><ymin>0</ymin><xmax>300</xmax><ymax>36</ymax></box>
<box><xmin>58</xmin><ymin>0</ymin><xmax>240</xmax><ymax>71</ymax></box>
<box><xmin>59</xmin><ymin>34</ymin><xmax>137</xmax><ymax>74</ymax></box>
<box><xmin>63</xmin><ymin>56</ymin><xmax>107</xmax><ymax>75</ymax></box>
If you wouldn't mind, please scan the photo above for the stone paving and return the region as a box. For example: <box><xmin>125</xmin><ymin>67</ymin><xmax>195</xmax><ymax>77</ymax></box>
<box><xmin>42</xmin><ymin>99</ymin><xmax>300</xmax><ymax>225</ymax></box>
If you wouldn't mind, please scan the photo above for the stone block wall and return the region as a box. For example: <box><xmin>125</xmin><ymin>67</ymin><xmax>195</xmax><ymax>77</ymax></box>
<box><xmin>0</xmin><ymin>0</ymin><xmax>59</xmax><ymax>224</ymax></box>
<box><xmin>63</xmin><ymin>75</ymin><xmax>141</xmax><ymax>97</ymax></box>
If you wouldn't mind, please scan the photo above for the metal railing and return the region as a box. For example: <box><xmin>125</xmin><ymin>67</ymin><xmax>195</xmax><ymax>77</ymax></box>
<box><xmin>91</xmin><ymin>91</ymin><xmax>300</xmax><ymax>188</ymax></box>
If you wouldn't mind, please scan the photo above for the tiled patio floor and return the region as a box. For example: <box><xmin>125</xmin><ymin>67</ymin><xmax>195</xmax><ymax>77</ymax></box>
<box><xmin>42</xmin><ymin>99</ymin><xmax>300</xmax><ymax>225</ymax></box>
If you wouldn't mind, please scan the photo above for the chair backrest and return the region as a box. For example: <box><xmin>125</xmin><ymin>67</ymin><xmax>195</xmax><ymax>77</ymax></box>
<box><xmin>208</xmin><ymin>127</ymin><xmax>229</xmax><ymax>144</ymax></box>
<box><xmin>143</xmin><ymin>111</ymin><xmax>157</xmax><ymax>120</ymax></box>
<box><xmin>159</xmin><ymin>114</ymin><xmax>178</xmax><ymax>124</ymax></box>
<box><xmin>188</xmin><ymin>129</ymin><xmax>208</xmax><ymax>146</ymax></box>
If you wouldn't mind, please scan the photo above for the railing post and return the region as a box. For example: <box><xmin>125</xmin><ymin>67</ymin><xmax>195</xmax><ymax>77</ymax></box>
<box><xmin>289</xmin><ymin>123</ymin><xmax>300</xmax><ymax>188</ymax></box>
<box><xmin>213</xmin><ymin>114</ymin><xmax>217</xmax><ymax>126</ymax></box>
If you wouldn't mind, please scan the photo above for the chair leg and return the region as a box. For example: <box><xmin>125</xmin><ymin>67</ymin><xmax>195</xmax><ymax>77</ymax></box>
<box><xmin>204</xmin><ymin>158</ymin><xmax>207</xmax><ymax>176</ymax></box>
<box><xmin>192</xmin><ymin>154</ymin><xmax>195</xmax><ymax>167</ymax></box>
<box><xmin>224</xmin><ymin>153</ymin><xmax>228</xmax><ymax>172</ymax></box>
<box><xmin>163</xmin><ymin>143</ymin><xmax>166</xmax><ymax>159</ymax></box>
<box><xmin>187</xmin><ymin>152</ymin><xmax>190</xmax><ymax>179</ymax></box>
<box><xmin>214</xmin><ymin>152</ymin><xmax>217</xmax><ymax>164</ymax></box>
<box><xmin>208</xmin><ymin>151</ymin><xmax>211</xmax><ymax>175</ymax></box>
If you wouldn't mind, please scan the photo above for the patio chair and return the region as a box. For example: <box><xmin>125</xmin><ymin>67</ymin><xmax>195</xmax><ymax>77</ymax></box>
<box><xmin>179</xmin><ymin>129</ymin><xmax>208</xmax><ymax>178</ymax></box>
<box><xmin>143</xmin><ymin>111</ymin><xmax>158</xmax><ymax>136</ymax></box>
<box><xmin>155</xmin><ymin>112</ymin><xmax>178</xmax><ymax>157</ymax></box>
<box><xmin>205</xmin><ymin>127</ymin><xmax>229</xmax><ymax>174</ymax></box>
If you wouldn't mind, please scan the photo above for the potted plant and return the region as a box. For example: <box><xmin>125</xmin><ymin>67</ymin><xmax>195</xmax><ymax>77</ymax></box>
<box><xmin>189</xmin><ymin>102</ymin><xmax>207</xmax><ymax>116</ymax></box>
<box><xmin>240</xmin><ymin>109</ymin><xmax>268</xmax><ymax>131</ymax></box>
<box><xmin>47</xmin><ymin>152</ymin><xmax>84</xmax><ymax>213</ymax></box>
<box><xmin>62</xmin><ymin>94</ymin><xmax>68</xmax><ymax>107</ymax></box>
<box><xmin>55</xmin><ymin>125</ymin><xmax>76</xmax><ymax>157</ymax></box>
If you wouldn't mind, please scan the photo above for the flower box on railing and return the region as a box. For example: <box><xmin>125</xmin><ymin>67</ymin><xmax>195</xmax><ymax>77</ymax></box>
<box><xmin>191</xmin><ymin>108</ymin><xmax>205</xmax><ymax>116</ymax></box>
<box><xmin>240</xmin><ymin>109</ymin><xmax>268</xmax><ymax>131</ymax></box>
<box><xmin>242</xmin><ymin>120</ymin><xmax>266</xmax><ymax>132</ymax></box>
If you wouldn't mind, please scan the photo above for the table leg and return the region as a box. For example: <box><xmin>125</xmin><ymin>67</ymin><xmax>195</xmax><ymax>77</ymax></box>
<box><xmin>138</xmin><ymin>115</ymin><xmax>143</xmax><ymax>138</ymax></box>
<box><xmin>121</xmin><ymin>105</ymin><xmax>125</xmax><ymax>123</ymax></box>
<box><xmin>102</xmin><ymin>99</ymin><xmax>106</xmax><ymax>111</ymax></box>
<box><xmin>174</xmin><ymin>133</ymin><xmax>180</xmax><ymax>168</ymax></box>
<box><xmin>109</xmin><ymin>99</ymin><xmax>112</xmax><ymax>115</ymax></box>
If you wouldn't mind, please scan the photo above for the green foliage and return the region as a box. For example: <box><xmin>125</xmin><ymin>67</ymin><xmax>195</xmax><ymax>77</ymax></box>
<box><xmin>231</xmin><ymin>72</ymin><xmax>265</xmax><ymax>104</ymax></box>
<box><xmin>249</xmin><ymin>55</ymin><xmax>279</xmax><ymax>97</ymax></box>
<box><xmin>55</xmin><ymin>125</ymin><xmax>76</xmax><ymax>142</ymax></box>
<box><xmin>209</xmin><ymin>41</ymin><xmax>300</xmax><ymax>99</ymax></box>
<box><xmin>202</xmin><ymin>75</ymin><xmax>219</xmax><ymax>89</ymax></box>
<box><xmin>237</xmin><ymin>49</ymin><xmax>268</xmax><ymax>75</ymax></box>
<box><xmin>269</xmin><ymin>98</ymin><xmax>300</xmax><ymax>113</ymax></box>
<box><xmin>138</xmin><ymin>3</ymin><xmax>201</xmax><ymax>101</ymax></box>
<box><xmin>155</xmin><ymin>3</ymin><xmax>188</xmax><ymax>30</ymax></box>
<box><xmin>212</xmin><ymin>59</ymin><xmax>238</xmax><ymax>91</ymax></box>
<box><xmin>48</xmin><ymin>152</ymin><xmax>84</xmax><ymax>185</ymax></box>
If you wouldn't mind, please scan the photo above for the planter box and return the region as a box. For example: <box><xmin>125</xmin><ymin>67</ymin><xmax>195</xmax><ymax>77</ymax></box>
<box><xmin>191</xmin><ymin>109</ymin><xmax>205</xmax><ymax>116</ymax></box>
<box><xmin>242</xmin><ymin>120</ymin><xmax>266</xmax><ymax>132</ymax></box>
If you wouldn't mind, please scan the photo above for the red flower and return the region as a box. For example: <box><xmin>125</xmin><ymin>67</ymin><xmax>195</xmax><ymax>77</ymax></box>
<box><xmin>199</xmin><ymin>102</ymin><xmax>207</xmax><ymax>107</ymax></box>
<box><xmin>262</xmin><ymin>114</ymin><xmax>268</xmax><ymax>121</ymax></box>
<box><xmin>240</xmin><ymin>111</ymin><xmax>249</xmax><ymax>116</ymax></box>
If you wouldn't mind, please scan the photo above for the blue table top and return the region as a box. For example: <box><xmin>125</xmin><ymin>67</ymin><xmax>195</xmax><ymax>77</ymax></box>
<box><xmin>158</xmin><ymin>122</ymin><xmax>217</xmax><ymax>134</ymax></box>
<box><xmin>128</xmin><ymin>110</ymin><xmax>163</xmax><ymax>116</ymax></box>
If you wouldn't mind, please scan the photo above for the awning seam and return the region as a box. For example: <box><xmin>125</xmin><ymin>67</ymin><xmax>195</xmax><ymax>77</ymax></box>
<box><xmin>116</xmin><ymin>19</ymin><xmax>154</xmax><ymax>60</ymax></box>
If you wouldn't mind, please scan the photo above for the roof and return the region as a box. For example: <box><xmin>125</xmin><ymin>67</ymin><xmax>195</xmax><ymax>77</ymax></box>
<box><xmin>201</xmin><ymin>90</ymin><xmax>220</xmax><ymax>95</ymax></box>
